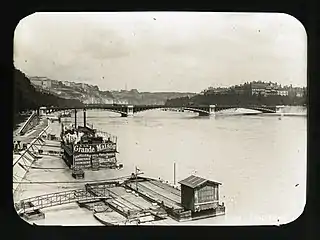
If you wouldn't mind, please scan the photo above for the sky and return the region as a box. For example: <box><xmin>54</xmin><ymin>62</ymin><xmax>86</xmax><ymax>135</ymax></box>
<box><xmin>14</xmin><ymin>12</ymin><xmax>307</xmax><ymax>93</ymax></box>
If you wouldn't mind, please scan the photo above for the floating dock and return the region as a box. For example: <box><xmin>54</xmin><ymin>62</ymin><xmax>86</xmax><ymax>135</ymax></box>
<box><xmin>15</xmin><ymin>175</ymin><xmax>225</xmax><ymax>225</ymax></box>
<box><xmin>13</xmin><ymin>110</ymin><xmax>225</xmax><ymax>225</ymax></box>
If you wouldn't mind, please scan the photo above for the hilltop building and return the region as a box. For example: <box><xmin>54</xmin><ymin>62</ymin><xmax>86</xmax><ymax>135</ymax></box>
<box><xmin>277</xmin><ymin>89</ymin><xmax>289</xmax><ymax>96</ymax></box>
<box><xmin>250</xmin><ymin>83</ymin><xmax>268</xmax><ymax>96</ymax></box>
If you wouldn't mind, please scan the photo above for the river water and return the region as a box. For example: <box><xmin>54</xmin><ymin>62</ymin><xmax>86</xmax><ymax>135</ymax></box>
<box><xmin>74</xmin><ymin>107</ymin><xmax>306</xmax><ymax>225</ymax></box>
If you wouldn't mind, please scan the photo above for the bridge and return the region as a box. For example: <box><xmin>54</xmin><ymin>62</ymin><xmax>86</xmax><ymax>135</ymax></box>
<box><xmin>15</xmin><ymin>181</ymin><xmax>119</xmax><ymax>215</ymax></box>
<box><xmin>15</xmin><ymin>180</ymin><xmax>168</xmax><ymax>221</ymax></box>
<box><xmin>39</xmin><ymin>104</ymin><xmax>281</xmax><ymax>117</ymax></box>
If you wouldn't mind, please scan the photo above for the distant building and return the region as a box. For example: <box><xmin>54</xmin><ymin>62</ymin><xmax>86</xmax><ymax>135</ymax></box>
<box><xmin>103</xmin><ymin>98</ymin><xmax>114</xmax><ymax>104</ymax></box>
<box><xmin>42</xmin><ymin>80</ymin><xmax>52</xmax><ymax>89</ymax></box>
<box><xmin>250</xmin><ymin>83</ymin><xmax>268</xmax><ymax>96</ymax></box>
<box><xmin>74</xmin><ymin>83</ymin><xmax>82</xmax><ymax>88</ymax></box>
<box><xmin>265</xmin><ymin>85</ymin><xmax>278</xmax><ymax>96</ymax></box>
<box><xmin>214</xmin><ymin>88</ymin><xmax>229</xmax><ymax>94</ymax></box>
<box><xmin>63</xmin><ymin>81</ymin><xmax>71</xmax><ymax>87</ymax></box>
<box><xmin>204</xmin><ymin>87</ymin><xmax>228</xmax><ymax>95</ymax></box>
<box><xmin>234</xmin><ymin>88</ymin><xmax>246</xmax><ymax>94</ymax></box>
<box><xmin>42</xmin><ymin>80</ymin><xmax>60</xmax><ymax>88</ymax></box>
<box><xmin>30</xmin><ymin>77</ymin><xmax>48</xmax><ymax>88</ymax></box>
<box><xmin>277</xmin><ymin>89</ymin><xmax>289</xmax><ymax>96</ymax></box>
<box><xmin>113</xmin><ymin>99</ymin><xmax>128</xmax><ymax>105</ymax></box>
<box><xmin>30</xmin><ymin>79</ymin><xmax>44</xmax><ymax>87</ymax></box>
<box><xmin>295</xmin><ymin>88</ymin><xmax>304</xmax><ymax>97</ymax></box>
<box><xmin>81</xmin><ymin>83</ymin><xmax>91</xmax><ymax>91</ymax></box>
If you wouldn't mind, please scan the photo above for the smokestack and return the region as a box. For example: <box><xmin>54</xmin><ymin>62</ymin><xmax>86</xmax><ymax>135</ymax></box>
<box><xmin>74</xmin><ymin>109</ymin><xmax>77</xmax><ymax>129</ymax></box>
<box><xmin>83</xmin><ymin>109</ymin><xmax>86</xmax><ymax>127</ymax></box>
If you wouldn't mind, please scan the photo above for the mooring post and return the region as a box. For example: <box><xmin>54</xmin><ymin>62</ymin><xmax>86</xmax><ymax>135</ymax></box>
<box><xmin>209</xmin><ymin>105</ymin><xmax>216</xmax><ymax>115</ymax></box>
<box><xmin>275</xmin><ymin>105</ymin><xmax>285</xmax><ymax>114</ymax></box>
<box><xmin>127</xmin><ymin>105</ymin><xmax>134</xmax><ymax>117</ymax></box>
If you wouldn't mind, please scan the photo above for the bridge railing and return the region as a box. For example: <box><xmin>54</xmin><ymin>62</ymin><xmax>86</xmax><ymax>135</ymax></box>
<box><xmin>16</xmin><ymin>188</ymin><xmax>110</xmax><ymax>214</ymax></box>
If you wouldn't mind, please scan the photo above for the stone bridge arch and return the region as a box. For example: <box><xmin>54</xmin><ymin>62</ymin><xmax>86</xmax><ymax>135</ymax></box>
<box><xmin>83</xmin><ymin>107</ymin><xmax>129</xmax><ymax>117</ymax></box>
<box><xmin>214</xmin><ymin>105</ymin><xmax>277</xmax><ymax>114</ymax></box>
<box><xmin>133</xmin><ymin>105</ymin><xmax>216</xmax><ymax>116</ymax></box>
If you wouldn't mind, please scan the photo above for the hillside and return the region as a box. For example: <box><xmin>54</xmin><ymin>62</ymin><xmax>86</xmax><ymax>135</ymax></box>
<box><xmin>29</xmin><ymin>78</ymin><xmax>196</xmax><ymax>105</ymax></box>
<box><xmin>111</xmin><ymin>89</ymin><xmax>196</xmax><ymax>105</ymax></box>
<box><xmin>30</xmin><ymin>78</ymin><xmax>115</xmax><ymax>104</ymax></box>
<box><xmin>165</xmin><ymin>82</ymin><xmax>307</xmax><ymax>106</ymax></box>
<box><xmin>14</xmin><ymin>69</ymin><xmax>84</xmax><ymax>115</ymax></box>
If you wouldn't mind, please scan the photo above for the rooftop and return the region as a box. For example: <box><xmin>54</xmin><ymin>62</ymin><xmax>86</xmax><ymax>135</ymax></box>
<box><xmin>251</xmin><ymin>83</ymin><xmax>268</xmax><ymax>89</ymax></box>
<box><xmin>178</xmin><ymin>175</ymin><xmax>221</xmax><ymax>189</ymax></box>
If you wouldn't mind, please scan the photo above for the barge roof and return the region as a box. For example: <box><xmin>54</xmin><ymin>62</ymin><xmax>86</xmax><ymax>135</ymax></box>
<box><xmin>178</xmin><ymin>175</ymin><xmax>221</xmax><ymax>189</ymax></box>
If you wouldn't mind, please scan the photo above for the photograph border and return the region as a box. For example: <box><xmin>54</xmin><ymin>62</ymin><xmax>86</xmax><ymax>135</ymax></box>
<box><xmin>3</xmin><ymin>1</ymin><xmax>317</xmax><ymax>239</ymax></box>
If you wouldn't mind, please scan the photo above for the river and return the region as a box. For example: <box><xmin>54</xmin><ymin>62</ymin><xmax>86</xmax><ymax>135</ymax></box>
<box><xmin>72</xmin><ymin>106</ymin><xmax>306</xmax><ymax>225</ymax></box>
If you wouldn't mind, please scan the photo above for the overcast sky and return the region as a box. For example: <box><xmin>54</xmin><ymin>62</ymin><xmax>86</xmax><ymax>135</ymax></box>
<box><xmin>14</xmin><ymin>12</ymin><xmax>307</xmax><ymax>92</ymax></box>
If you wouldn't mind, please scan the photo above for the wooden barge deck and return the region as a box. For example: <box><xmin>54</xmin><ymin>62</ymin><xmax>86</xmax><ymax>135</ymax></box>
<box><xmin>16</xmin><ymin>175</ymin><xmax>225</xmax><ymax>225</ymax></box>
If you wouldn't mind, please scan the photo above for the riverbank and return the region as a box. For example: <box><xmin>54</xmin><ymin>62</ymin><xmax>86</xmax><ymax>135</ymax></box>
<box><xmin>13</xmin><ymin>118</ymin><xmax>130</xmax><ymax>225</ymax></box>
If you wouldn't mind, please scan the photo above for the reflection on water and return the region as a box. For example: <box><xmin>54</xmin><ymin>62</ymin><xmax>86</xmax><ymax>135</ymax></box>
<box><xmin>74</xmin><ymin>107</ymin><xmax>306</xmax><ymax>225</ymax></box>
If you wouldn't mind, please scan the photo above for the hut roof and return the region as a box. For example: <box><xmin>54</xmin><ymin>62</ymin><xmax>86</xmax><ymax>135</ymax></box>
<box><xmin>178</xmin><ymin>175</ymin><xmax>221</xmax><ymax>189</ymax></box>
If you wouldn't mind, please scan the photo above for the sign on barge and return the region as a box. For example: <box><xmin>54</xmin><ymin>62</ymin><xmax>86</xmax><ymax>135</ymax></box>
<box><xmin>60</xmin><ymin>109</ymin><xmax>122</xmax><ymax>178</ymax></box>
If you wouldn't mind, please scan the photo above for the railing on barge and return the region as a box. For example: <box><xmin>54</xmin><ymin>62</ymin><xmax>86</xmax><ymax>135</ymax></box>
<box><xmin>94</xmin><ymin>130</ymin><xmax>117</xmax><ymax>144</ymax></box>
<box><xmin>62</xmin><ymin>122</ymin><xmax>118</xmax><ymax>145</ymax></box>
<box><xmin>84</xmin><ymin>122</ymin><xmax>117</xmax><ymax>144</ymax></box>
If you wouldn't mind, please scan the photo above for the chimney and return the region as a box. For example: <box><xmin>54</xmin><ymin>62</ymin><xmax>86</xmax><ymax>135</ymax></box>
<box><xmin>83</xmin><ymin>109</ymin><xmax>86</xmax><ymax>127</ymax></box>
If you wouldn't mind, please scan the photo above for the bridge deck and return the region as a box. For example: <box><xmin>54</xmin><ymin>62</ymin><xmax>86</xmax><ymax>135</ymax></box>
<box><xmin>16</xmin><ymin>189</ymin><xmax>110</xmax><ymax>214</ymax></box>
<box><xmin>45</xmin><ymin>104</ymin><xmax>278</xmax><ymax>116</ymax></box>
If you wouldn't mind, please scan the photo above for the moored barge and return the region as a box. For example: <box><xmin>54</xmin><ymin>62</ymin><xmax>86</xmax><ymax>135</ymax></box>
<box><xmin>60</xmin><ymin>109</ymin><xmax>122</xmax><ymax>178</ymax></box>
<box><xmin>87</xmin><ymin>174</ymin><xmax>226</xmax><ymax>225</ymax></box>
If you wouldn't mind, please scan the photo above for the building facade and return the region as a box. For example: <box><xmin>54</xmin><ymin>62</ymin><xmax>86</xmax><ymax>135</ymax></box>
<box><xmin>42</xmin><ymin>80</ymin><xmax>52</xmax><ymax>89</ymax></box>
<box><xmin>251</xmin><ymin>83</ymin><xmax>268</xmax><ymax>96</ymax></box>
<box><xmin>179</xmin><ymin>175</ymin><xmax>221</xmax><ymax>212</ymax></box>
<box><xmin>63</xmin><ymin>81</ymin><xmax>71</xmax><ymax>87</ymax></box>
<box><xmin>277</xmin><ymin>89</ymin><xmax>289</xmax><ymax>96</ymax></box>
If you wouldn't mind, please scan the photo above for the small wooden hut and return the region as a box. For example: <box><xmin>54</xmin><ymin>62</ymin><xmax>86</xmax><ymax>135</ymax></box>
<box><xmin>179</xmin><ymin>175</ymin><xmax>221</xmax><ymax>212</ymax></box>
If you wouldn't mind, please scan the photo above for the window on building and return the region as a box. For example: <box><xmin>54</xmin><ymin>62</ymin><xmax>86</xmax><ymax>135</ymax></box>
<box><xmin>198</xmin><ymin>185</ymin><xmax>214</xmax><ymax>203</ymax></box>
